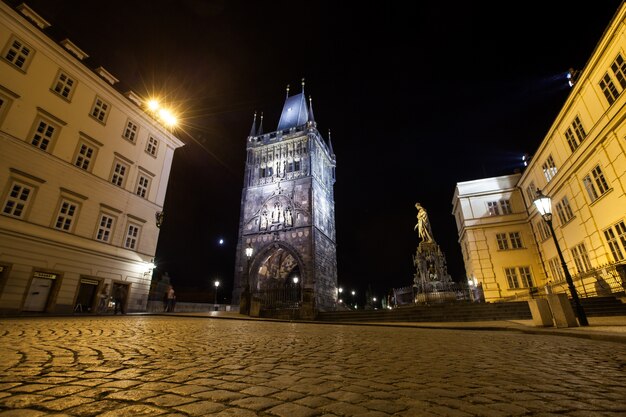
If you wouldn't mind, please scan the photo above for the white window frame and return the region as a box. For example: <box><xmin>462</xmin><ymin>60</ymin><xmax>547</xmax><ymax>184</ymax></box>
<box><xmin>542</xmin><ymin>155</ymin><xmax>558</xmax><ymax>182</ymax></box>
<box><xmin>123</xmin><ymin>119</ymin><xmax>139</xmax><ymax>143</ymax></box>
<box><xmin>604</xmin><ymin>221</ymin><xmax>626</xmax><ymax>262</ymax></box>
<box><xmin>583</xmin><ymin>165</ymin><xmax>610</xmax><ymax>202</ymax></box>
<box><xmin>124</xmin><ymin>222</ymin><xmax>141</xmax><ymax>250</ymax></box>
<box><xmin>73</xmin><ymin>138</ymin><xmax>99</xmax><ymax>172</ymax></box>
<box><xmin>110</xmin><ymin>159</ymin><xmax>130</xmax><ymax>188</ymax></box>
<box><xmin>555</xmin><ymin>196</ymin><xmax>575</xmax><ymax>225</ymax></box>
<box><xmin>95</xmin><ymin>212</ymin><xmax>116</xmax><ymax>243</ymax></box>
<box><xmin>499</xmin><ymin>199</ymin><xmax>512</xmax><ymax>215</ymax></box>
<box><xmin>53</xmin><ymin>198</ymin><xmax>80</xmax><ymax>232</ymax></box>
<box><xmin>51</xmin><ymin>69</ymin><xmax>77</xmax><ymax>101</ymax></box>
<box><xmin>509</xmin><ymin>232</ymin><xmax>523</xmax><ymax>249</ymax></box>
<box><xmin>90</xmin><ymin>96</ymin><xmax>110</xmax><ymax>124</ymax></box>
<box><xmin>610</xmin><ymin>53</ymin><xmax>626</xmax><ymax>89</ymax></box>
<box><xmin>135</xmin><ymin>172</ymin><xmax>152</xmax><ymax>199</ymax></box>
<box><xmin>145</xmin><ymin>135</ymin><xmax>159</xmax><ymax>157</ymax></box>
<box><xmin>29</xmin><ymin>116</ymin><xmax>60</xmax><ymax>152</ymax></box>
<box><xmin>487</xmin><ymin>201</ymin><xmax>500</xmax><ymax>216</ymax></box>
<box><xmin>496</xmin><ymin>233</ymin><xmax>509</xmax><ymax>250</ymax></box>
<box><xmin>599</xmin><ymin>72</ymin><xmax>620</xmax><ymax>105</ymax></box>
<box><xmin>2</xmin><ymin>36</ymin><xmax>34</xmax><ymax>71</ymax></box>
<box><xmin>571</xmin><ymin>243</ymin><xmax>592</xmax><ymax>274</ymax></box>
<box><xmin>536</xmin><ymin>220</ymin><xmax>551</xmax><ymax>241</ymax></box>
<box><xmin>2</xmin><ymin>180</ymin><xmax>35</xmax><ymax>219</ymax></box>
<box><xmin>0</xmin><ymin>86</ymin><xmax>17</xmax><ymax>126</ymax></box>
<box><xmin>548</xmin><ymin>258</ymin><xmax>564</xmax><ymax>282</ymax></box>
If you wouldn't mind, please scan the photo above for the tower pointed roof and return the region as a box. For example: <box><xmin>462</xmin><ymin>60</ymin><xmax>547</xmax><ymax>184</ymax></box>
<box><xmin>277</xmin><ymin>79</ymin><xmax>309</xmax><ymax>131</ymax></box>
<box><xmin>308</xmin><ymin>95</ymin><xmax>316</xmax><ymax>123</ymax></box>
<box><xmin>258</xmin><ymin>112</ymin><xmax>264</xmax><ymax>135</ymax></box>
<box><xmin>328</xmin><ymin>129</ymin><xmax>335</xmax><ymax>156</ymax></box>
<box><xmin>248</xmin><ymin>112</ymin><xmax>257</xmax><ymax>137</ymax></box>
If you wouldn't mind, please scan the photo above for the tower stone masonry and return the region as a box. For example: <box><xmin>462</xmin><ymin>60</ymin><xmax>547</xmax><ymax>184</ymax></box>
<box><xmin>232</xmin><ymin>82</ymin><xmax>338</xmax><ymax>315</ymax></box>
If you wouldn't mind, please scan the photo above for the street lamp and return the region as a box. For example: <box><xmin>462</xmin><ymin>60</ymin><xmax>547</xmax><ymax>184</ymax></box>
<box><xmin>241</xmin><ymin>244</ymin><xmax>253</xmax><ymax>315</ymax></box>
<box><xmin>214</xmin><ymin>280</ymin><xmax>220</xmax><ymax>305</ymax></box>
<box><xmin>534</xmin><ymin>190</ymin><xmax>589</xmax><ymax>326</ymax></box>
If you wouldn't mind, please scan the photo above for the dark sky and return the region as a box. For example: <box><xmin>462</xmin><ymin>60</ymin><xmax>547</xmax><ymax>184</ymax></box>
<box><xmin>21</xmin><ymin>0</ymin><xmax>624</xmax><ymax>302</ymax></box>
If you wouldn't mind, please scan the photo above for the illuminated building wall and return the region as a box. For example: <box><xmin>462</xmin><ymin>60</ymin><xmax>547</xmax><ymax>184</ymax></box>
<box><xmin>453</xmin><ymin>3</ymin><xmax>626</xmax><ymax>302</ymax></box>
<box><xmin>232</xmin><ymin>85</ymin><xmax>338</xmax><ymax>311</ymax></box>
<box><xmin>0</xmin><ymin>2</ymin><xmax>184</xmax><ymax>314</ymax></box>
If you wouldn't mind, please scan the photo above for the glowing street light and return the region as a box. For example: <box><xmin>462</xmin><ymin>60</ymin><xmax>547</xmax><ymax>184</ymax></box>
<box><xmin>214</xmin><ymin>280</ymin><xmax>220</xmax><ymax>305</ymax></box>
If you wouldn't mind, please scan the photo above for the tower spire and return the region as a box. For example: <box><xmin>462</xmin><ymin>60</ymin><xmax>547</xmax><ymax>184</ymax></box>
<box><xmin>328</xmin><ymin>129</ymin><xmax>335</xmax><ymax>156</ymax></box>
<box><xmin>301</xmin><ymin>77</ymin><xmax>305</xmax><ymax>92</ymax></box>
<box><xmin>258</xmin><ymin>112</ymin><xmax>264</xmax><ymax>135</ymax></box>
<box><xmin>308</xmin><ymin>95</ymin><xmax>316</xmax><ymax>123</ymax></box>
<box><xmin>286</xmin><ymin>84</ymin><xmax>290</xmax><ymax>98</ymax></box>
<box><xmin>248</xmin><ymin>111</ymin><xmax>257</xmax><ymax>137</ymax></box>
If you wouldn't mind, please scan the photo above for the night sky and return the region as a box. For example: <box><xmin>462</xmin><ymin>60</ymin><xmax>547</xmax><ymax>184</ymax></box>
<box><xmin>19</xmin><ymin>0</ymin><xmax>624</xmax><ymax>303</ymax></box>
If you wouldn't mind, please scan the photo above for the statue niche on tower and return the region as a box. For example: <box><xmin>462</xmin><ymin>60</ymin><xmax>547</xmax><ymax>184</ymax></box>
<box><xmin>413</xmin><ymin>202</ymin><xmax>454</xmax><ymax>303</ymax></box>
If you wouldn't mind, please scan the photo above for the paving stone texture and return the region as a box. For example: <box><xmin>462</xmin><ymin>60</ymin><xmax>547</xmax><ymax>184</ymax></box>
<box><xmin>0</xmin><ymin>316</ymin><xmax>624</xmax><ymax>416</ymax></box>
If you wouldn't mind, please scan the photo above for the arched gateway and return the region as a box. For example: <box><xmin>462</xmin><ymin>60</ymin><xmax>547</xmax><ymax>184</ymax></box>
<box><xmin>233</xmin><ymin>81</ymin><xmax>338</xmax><ymax>318</ymax></box>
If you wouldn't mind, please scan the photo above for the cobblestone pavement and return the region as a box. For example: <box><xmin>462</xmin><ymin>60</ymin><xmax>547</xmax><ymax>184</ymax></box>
<box><xmin>0</xmin><ymin>316</ymin><xmax>625</xmax><ymax>417</ymax></box>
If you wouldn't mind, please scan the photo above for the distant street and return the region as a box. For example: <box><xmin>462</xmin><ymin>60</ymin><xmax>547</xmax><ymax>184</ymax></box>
<box><xmin>0</xmin><ymin>316</ymin><xmax>625</xmax><ymax>416</ymax></box>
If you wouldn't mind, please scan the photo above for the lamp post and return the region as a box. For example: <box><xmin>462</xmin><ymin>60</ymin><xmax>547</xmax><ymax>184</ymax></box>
<box><xmin>534</xmin><ymin>190</ymin><xmax>589</xmax><ymax>326</ymax></box>
<box><xmin>241</xmin><ymin>244</ymin><xmax>253</xmax><ymax>315</ymax></box>
<box><xmin>214</xmin><ymin>280</ymin><xmax>220</xmax><ymax>306</ymax></box>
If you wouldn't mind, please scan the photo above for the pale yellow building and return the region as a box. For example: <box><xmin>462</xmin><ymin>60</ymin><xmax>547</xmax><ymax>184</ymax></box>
<box><xmin>453</xmin><ymin>2</ymin><xmax>626</xmax><ymax>302</ymax></box>
<box><xmin>0</xmin><ymin>2</ymin><xmax>184</xmax><ymax>314</ymax></box>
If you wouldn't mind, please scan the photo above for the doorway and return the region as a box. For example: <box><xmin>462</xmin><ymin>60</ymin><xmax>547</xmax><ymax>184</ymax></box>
<box><xmin>23</xmin><ymin>271</ymin><xmax>59</xmax><ymax>312</ymax></box>
<box><xmin>74</xmin><ymin>278</ymin><xmax>100</xmax><ymax>313</ymax></box>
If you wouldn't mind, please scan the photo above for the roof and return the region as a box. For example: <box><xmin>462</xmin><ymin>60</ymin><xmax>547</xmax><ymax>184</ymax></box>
<box><xmin>276</xmin><ymin>92</ymin><xmax>309</xmax><ymax>131</ymax></box>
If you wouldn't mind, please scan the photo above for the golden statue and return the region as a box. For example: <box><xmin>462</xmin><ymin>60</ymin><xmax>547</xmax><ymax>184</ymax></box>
<box><xmin>414</xmin><ymin>202</ymin><xmax>433</xmax><ymax>243</ymax></box>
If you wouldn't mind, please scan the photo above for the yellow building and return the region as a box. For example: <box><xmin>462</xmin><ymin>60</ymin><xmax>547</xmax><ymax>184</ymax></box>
<box><xmin>0</xmin><ymin>2</ymin><xmax>184</xmax><ymax>314</ymax></box>
<box><xmin>453</xmin><ymin>2</ymin><xmax>626</xmax><ymax>302</ymax></box>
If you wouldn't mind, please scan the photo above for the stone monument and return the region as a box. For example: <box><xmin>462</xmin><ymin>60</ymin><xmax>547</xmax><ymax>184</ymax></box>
<box><xmin>413</xmin><ymin>203</ymin><xmax>454</xmax><ymax>303</ymax></box>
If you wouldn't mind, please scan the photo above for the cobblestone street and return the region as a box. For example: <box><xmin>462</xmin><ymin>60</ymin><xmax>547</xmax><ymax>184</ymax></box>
<box><xmin>0</xmin><ymin>316</ymin><xmax>625</xmax><ymax>416</ymax></box>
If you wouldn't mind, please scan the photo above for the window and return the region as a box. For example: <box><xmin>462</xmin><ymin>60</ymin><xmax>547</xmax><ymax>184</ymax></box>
<box><xmin>110</xmin><ymin>160</ymin><xmax>130</xmax><ymax>187</ymax></box>
<box><xmin>2</xmin><ymin>181</ymin><xmax>34</xmax><ymax>218</ymax></box>
<box><xmin>548</xmin><ymin>258</ymin><xmax>564</xmax><ymax>281</ymax></box>
<box><xmin>51</xmin><ymin>70</ymin><xmax>76</xmax><ymax>100</ymax></box>
<box><xmin>541</xmin><ymin>155</ymin><xmax>558</xmax><ymax>182</ymax></box>
<box><xmin>3</xmin><ymin>36</ymin><xmax>33</xmax><ymax>70</ymax></box>
<box><xmin>96</xmin><ymin>213</ymin><xmax>116</xmax><ymax>243</ymax></box>
<box><xmin>487</xmin><ymin>201</ymin><xmax>500</xmax><ymax>216</ymax></box>
<box><xmin>124</xmin><ymin>223</ymin><xmax>141</xmax><ymax>249</ymax></box>
<box><xmin>74</xmin><ymin>140</ymin><xmax>98</xmax><ymax>171</ymax></box>
<box><xmin>146</xmin><ymin>136</ymin><xmax>159</xmax><ymax>156</ymax></box>
<box><xmin>123</xmin><ymin>119</ymin><xmax>138</xmax><ymax>143</ymax></box>
<box><xmin>599</xmin><ymin>72</ymin><xmax>620</xmax><ymax>105</ymax></box>
<box><xmin>90</xmin><ymin>96</ymin><xmax>110</xmax><ymax>123</ymax></box>
<box><xmin>582</xmin><ymin>165</ymin><xmax>610</xmax><ymax>202</ymax></box>
<box><xmin>571</xmin><ymin>243</ymin><xmax>592</xmax><ymax>274</ymax></box>
<box><xmin>135</xmin><ymin>173</ymin><xmax>151</xmax><ymax>198</ymax></box>
<box><xmin>0</xmin><ymin>87</ymin><xmax>17</xmax><ymax>126</ymax></box>
<box><xmin>287</xmin><ymin>160</ymin><xmax>301</xmax><ymax>173</ymax></box>
<box><xmin>499</xmin><ymin>199</ymin><xmax>512</xmax><ymax>214</ymax></box>
<box><xmin>54</xmin><ymin>198</ymin><xmax>79</xmax><ymax>232</ymax></box>
<box><xmin>536</xmin><ymin>219</ymin><xmax>551</xmax><ymax>241</ymax></box>
<box><xmin>555</xmin><ymin>196</ymin><xmax>575</xmax><ymax>225</ymax></box>
<box><xmin>604</xmin><ymin>221</ymin><xmax>626</xmax><ymax>262</ymax></box>
<box><xmin>505</xmin><ymin>267</ymin><xmax>533</xmax><ymax>289</ymax></box>
<box><xmin>260</xmin><ymin>166</ymin><xmax>273</xmax><ymax>178</ymax></box>
<box><xmin>30</xmin><ymin>117</ymin><xmax>59</xmax><ymax>152</ymax></box>
<box><xmin>611</xmin><ymin>53</ymin><xmax>626</xmax><ymax>89</ymax></box>
<box><xmin>564</xmin><ymin>116</ymin><xmax>587</xmax><ymax>153</ymax></box>
<box><xmin>509</xmin><ymin>232</ymin><xmax>523</xmax><ymax>249</ymax></box>
<box><xmin>496</xmin><ymin>233</ymin><xmax>509</xmax><ymax>250</ymax></box>
<box><xmin>496</xmin><ymin>232</ymin><xmax>523</xmax><ymax>250</ymax></box>
<box><xmin>526</xmin><ymin>181</ymin><xmax>537</xmax><ymax>203</ymax></box>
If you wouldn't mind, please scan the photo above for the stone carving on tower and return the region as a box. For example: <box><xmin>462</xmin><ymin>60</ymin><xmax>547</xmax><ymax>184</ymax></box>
<box><xmin>412</xmin><ymin>202</ymin><xmax>454</xmax><ymax>302</ymax></box>
<box><xmin>233</xmin><ymin>80</ymin><xmax>338</xmax><ymax>317</ymax></box>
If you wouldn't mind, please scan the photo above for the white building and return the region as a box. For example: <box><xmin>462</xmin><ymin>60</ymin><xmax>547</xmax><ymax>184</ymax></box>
<box><xmin>453</xmin><ymin>2</ymin><xmax>626</xmax><ymax>302</ymax></box>
<box><xmin>0</xmin><ymin>2</ymin><xmax>184</xmax><ymax>314</ymax></box>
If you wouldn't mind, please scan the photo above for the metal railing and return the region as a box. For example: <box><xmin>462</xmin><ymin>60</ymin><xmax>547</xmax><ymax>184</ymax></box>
<box><xmin>253</xmin><ymin>286</ymin><xmax>301</xmax><ymax>310</ymax></box>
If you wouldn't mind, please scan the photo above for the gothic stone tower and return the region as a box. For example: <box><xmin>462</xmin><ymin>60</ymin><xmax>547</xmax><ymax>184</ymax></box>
<box><xmin>232</xmin><ymin>83</ymin><xmax>338</xmax><ymax>314</ymax></box>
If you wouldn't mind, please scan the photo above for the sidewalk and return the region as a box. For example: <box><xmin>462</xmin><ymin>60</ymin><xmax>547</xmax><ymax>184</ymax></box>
<box><xmin>162</xmin><ymin>311</ymin><xmax>626</xmax><ymax>344</ymax></box>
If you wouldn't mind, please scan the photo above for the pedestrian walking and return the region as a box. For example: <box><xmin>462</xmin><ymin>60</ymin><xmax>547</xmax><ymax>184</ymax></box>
<box><xmin>165</xmin><ymin>285</ymin><xmax>176</xmax><ymax>312</ymax></box>
<box><xmin>97</xmin><ymin>283</ymin><xmax>110</xmax><ymax>313</ymax></box>
<box><xmin>113</xmin><ymin>284</ymin><xmax>127</xmax><ymax>314</ymax></box>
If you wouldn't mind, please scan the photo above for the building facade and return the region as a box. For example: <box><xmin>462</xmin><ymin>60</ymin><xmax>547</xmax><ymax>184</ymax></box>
<box><xmin>232</xmin><ymin>83</ymin><xmax>338</xmax><ymax>313</ymax></box>
<box><xmin>453</xmin><ymin>3</ymin><xmax>626</xmax><ymax>302</ymax></box>
<box><xmin>0</xmin><ymin>2</ymin><xmax>184</xmax><ymax>314</ymax></box>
